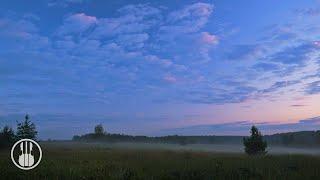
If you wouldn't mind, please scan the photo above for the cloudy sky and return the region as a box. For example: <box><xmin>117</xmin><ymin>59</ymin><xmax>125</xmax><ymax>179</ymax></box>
<box><xmin>1</xmin><ymin>0</ymin><xmax>320</xmax><ymax>139</ymax></box>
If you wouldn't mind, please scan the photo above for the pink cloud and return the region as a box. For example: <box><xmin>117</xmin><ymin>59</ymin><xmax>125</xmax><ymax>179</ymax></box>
<box><xmin>163</xmin><ymin>74</ymin><xmax>177</xmax><ymax>83</ymax></box>
<box><xmin>70</xmin><ymin>13</ymin><xmax>97</xmax><ymax>24</ymax></box>
<box><xmin>313</xmin><ymin>40</ymin><xmax>320</xmax><ymax>47</ymax></box>
<box><xmin>200</xmin><ymin>32</ymin><xmax>219</xmax><ymax>45</ymax></box>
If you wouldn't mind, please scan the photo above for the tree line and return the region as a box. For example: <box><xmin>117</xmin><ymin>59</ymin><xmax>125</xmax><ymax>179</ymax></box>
<box><xmin>0</xmin><ymin>117</ymin><xmax>270</xmax><ymax>155</ymax></box>
<box><xmin>77</xmin><ymin>124</ymin><xmax>320</xmax><ymax>147</ymax></box>
<box><xmin>0</xmin><ymin>114</ymin><xmax>38</xmax><ymax>149</ymax></box>
<box><xmin>4</xmin><ymin>116</ymin><xmax>319</xmax><ymax>156</ymax></box>
<box><xmin>74</xmin><ymin>124</ymin><xmax>268</xmax><ymax>155</ymax></box>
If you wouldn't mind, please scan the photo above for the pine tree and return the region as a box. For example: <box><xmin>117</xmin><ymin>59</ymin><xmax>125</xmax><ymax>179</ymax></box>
<box><xmin>16</xmin><ymin>114</ymin><xmax>38</xmax><ymax>140</ymax></box>
<box><xmin>243</xmin><ymin>126</ymin><xmax>267</xmax><ymax>155</ymax></box>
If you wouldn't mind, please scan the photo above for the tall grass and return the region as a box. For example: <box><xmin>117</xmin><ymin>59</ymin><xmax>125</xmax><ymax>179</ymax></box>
<box><xmin>0</xmin><ymin>142</ymin><xmax>319</xmax><ymax>179</ymax></box>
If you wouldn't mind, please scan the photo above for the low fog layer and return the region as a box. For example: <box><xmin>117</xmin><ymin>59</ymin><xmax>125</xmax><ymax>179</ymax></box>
<box><xmin>45</xmin><ymin>142</ymin><xmax>320</xmax><ymax>156</ymax></box>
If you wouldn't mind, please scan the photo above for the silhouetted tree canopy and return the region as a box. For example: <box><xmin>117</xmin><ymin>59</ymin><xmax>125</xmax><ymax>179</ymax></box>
<box><xmin>0</xmin><ymin>126</ymin><xmax>15</xmax><ymax>149</ymax></box>
<box><xmin>243</xmin><ymin>126</ymin><xmax>267</xmax><ymax>155</ymax></box>
<box><xmin>16</xmin><ymin>114</ymin><xmax>38</xmax><ymax>140</ymax></box>
<box><xmin>94</xmin><ymin>124</ymin><xmax>105</xmax><ymax>135</ymax></box>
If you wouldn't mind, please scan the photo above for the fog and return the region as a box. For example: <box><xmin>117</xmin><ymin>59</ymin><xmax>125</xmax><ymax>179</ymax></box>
<box><xmin>46</xmin><ymin>142</ymin><xmax>320</xmax><ymax>155</ymax></box>
<box><xmin>105</xmin><ymin>143</ymin><xmax>320</xmax><ymax>155</ymax></box>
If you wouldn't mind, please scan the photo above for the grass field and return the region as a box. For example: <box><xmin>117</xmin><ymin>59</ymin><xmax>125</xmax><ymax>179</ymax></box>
<box><xmin>0</xmin><ymin>142</ymin><xmax>320</xmax><ymax>180</ymax></box>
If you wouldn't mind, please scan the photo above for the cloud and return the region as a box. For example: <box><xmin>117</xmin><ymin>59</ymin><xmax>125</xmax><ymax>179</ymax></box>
<box><xmin>200</xmin><ymin>32</ymin><xmax>219</xmax><ymax>45</ymax></box>
<box><xmin>67</xmin><ymin>0</ymin><xmax>86</xmax><ymax>3</ymax></box>
<box><xmin>252</xmin><ymin>62</ymin><xmax>280</xmax><ymax>72</ymax></box>
<box><xmin>5</xmin><ymin>2</ymin><xmax>319</xmax><ymax>109</ymax></box>
<box><xmin>145</xmin><ymin>55</ymin><xmax>173</xmax><ymax>68</ymax></box>
<box><xmin>294</xmin><ymin>8</ymin><xmax>320</xmax><ymax>16</ymax></box>
<box><xmin>159</xmin><ymin>2</ymin><xmax>214</xmax><ymax>44</ymax></box>
<box><xmin>224</xmin><ymin>44</ymin><xmax>265</xmax><ymax>61</ymax></box>
<box><xmin>163</xmin><ymin>74</ymin><xmax>177</xmax><ymax>83</ymax></box>
<box><xmin>182</xmin><ymin>85</ymin><xmax>257</xmax><ymax>104</ymax></box>
<box><xmin>118</xmin><ymin>4</ymin><xmax>162</xmax><ymax>18</ymax></box>
<box><xmin>52</xmin><ymin>3</ymin><xmax>217</xmax><ymax>65</ymax></box>
<box><xmin>299</xmin><ymin>116</ymin><xmax>320</xmax><ymax>124</ymax></box>
<box><xmin>290</xmin><ymin>104</ymin><xmax>307</xmax><ymax>107</ymax></box>
<box><xmin>48</xmin><ymin>0</ymin><xmax>89</xmax><ymax>7</ymax></box>
<box><xmin>268</xmin><ymin>42</ymin><xmax>320</xmax><ymax>65</ymax></box>
<box><xmin>0</xmin><ymin>18</ymin><xmax>38</xmax><ymax>39</ymax></box>
<box><xmin>0</xmin><ymin>5</ymin><xmax>210</xmax><ymax>110</ymax></box>
<box><xmin>0</xmin><ymin>17</ymin><xmax>50</xmax><ymax>52</ymax></box>
<box><xmin>3</xmin><ymin>2</ymin><xmax>320</xmax><ymax>139</ymax></box>
<box><xmin>262</xmin><ymin>24</ymin><xmax>298</xmax><ymax>41</ymax></box>
<box><xmin>115</xmin><ymin>33</ymin><xmax>149</xmax><ymax>50</ymax></box>
<box><xmin>305</xmin><ymin>80</ymin><xmax>320</xmax><ymax>95</ymax></box>
<box><xmin>162</xmin><ymin>116</ymin><xmax>320</xmax><ymax>135</ymax></box>
<box><xmin>48</xmin><ymin>3</ymin><xmax>217</xmax><ymax>90</ymax></box>
<box><xmin>179</xmin><ymin>78</ymin><xmax>302</xmax><ymax>105</ymax></box>
<box><xmin>91</xmin><ymin>4</ymin><xmax>162</xmax><ymax>38</ymax></box>
<box><xmin>23</xmin><ymin>13</ymin><xmax>40</xmax><ymax>22</ymax></box>
<box><xmin>165</xmin><ymin>2</ymin><xmax>213</xmax><ymax>33</ymax></box>
<box><xmin>57</xmin><ymin>13</ymin><xmax>97</xmax><ymax>35</ymax></box>
<box><xmin>177</xmin><ymin>77</ymin><xmax>302</xmax><ymax>105</ymax></box>
<box><xmin>261</xmin><ymin>80</ymin><xmax>300</xmax><ymax>93</ymax></box>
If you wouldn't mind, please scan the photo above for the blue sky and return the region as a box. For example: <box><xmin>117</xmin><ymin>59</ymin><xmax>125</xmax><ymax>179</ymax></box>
<box><xmin>1</xmin><ymin>0</ymin><xmax>320</xmax><ymax>139</ymax></box>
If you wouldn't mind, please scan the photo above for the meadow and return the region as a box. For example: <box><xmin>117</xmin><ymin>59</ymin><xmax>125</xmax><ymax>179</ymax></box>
<box><xmin>0</xmin><ymin>142</ymin><xmax>320</xmax><ymax>180</ymax></box>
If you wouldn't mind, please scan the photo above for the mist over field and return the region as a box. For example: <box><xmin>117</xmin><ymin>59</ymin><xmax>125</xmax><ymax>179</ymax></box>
<box><xmin>44</xmin><ymin>141</ymin><xmax>320</xmax><ymax>156</ymax></box>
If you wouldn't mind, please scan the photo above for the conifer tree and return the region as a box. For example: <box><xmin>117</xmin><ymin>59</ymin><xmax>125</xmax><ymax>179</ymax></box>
<box><xmin>243</xmin><ymin>126</ymin><xmax>267</xmax><ymax>155</ymax></box>
<box><xmin>16</xmin><ymin>114</ymin><xmax>38</xmax><ymax>140</ymax></box>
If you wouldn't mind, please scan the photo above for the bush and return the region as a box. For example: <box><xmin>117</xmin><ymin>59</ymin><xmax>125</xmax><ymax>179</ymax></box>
<box><xmin>0</xmin><ymin>126</ymin><xmax>15</xmax><ymax>149</ymax></box>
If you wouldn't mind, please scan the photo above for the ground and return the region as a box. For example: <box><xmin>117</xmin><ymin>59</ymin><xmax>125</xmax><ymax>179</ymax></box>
<box><xmin>0</xmin><ymin>142</ymin><xmax>320</xmax><ymax>179</ymax></box>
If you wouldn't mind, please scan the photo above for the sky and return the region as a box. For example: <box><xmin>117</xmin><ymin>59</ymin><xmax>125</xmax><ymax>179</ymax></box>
<box><xmin>1</xmin><ymin>0</ymin><xmax>320</xmax><ymax>139</ymax></box>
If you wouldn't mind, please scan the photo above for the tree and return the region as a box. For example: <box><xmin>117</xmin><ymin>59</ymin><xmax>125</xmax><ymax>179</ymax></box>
<box><xmin>16</xmin><ymin>114</ymin><xmax>38</xmax><ymax>140</ymax></box>
<box><xmin>243</xmin><ymin>126</ymin><xmax>267</xmax><ymax>155</ymax></box>
<box><xmin>94</xmin><ymin>124</ymin><xmax>105</xmax><ymax>135</ymax></box>
<box><xmin>0</xmin><ymin>126</ymin><xmax>15</xmax><ymax>149</ymax></box>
